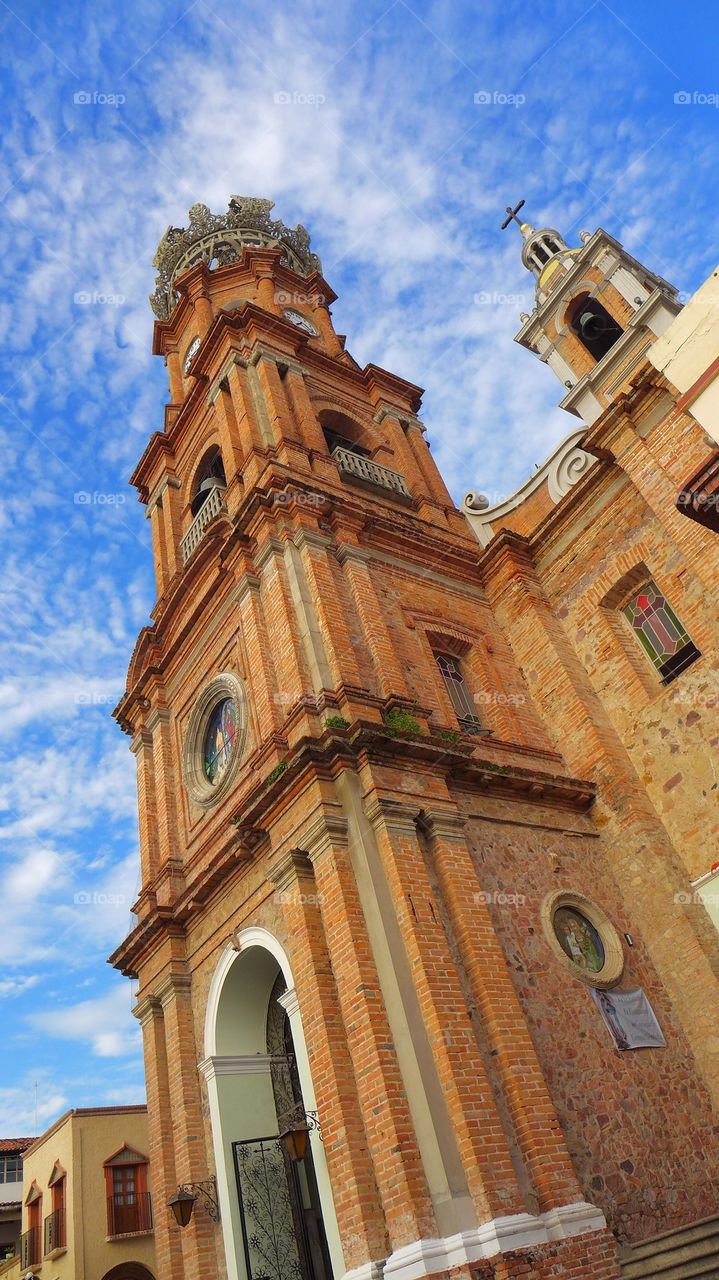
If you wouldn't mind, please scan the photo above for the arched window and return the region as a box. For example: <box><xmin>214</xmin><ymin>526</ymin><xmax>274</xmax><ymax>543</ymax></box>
<box><xmin>569</xmin><ymin>295</ymin><xmax>623</xmax><ymax>362</ymax></box>
<box><xmin>318</xmin><ymin>410</ymin><xmax>372</xmax><ymax>459</ymax></box>
<box><xmin>190</xmin><ymin>446</ymin><xmax>226</xmax><ymax>517</ymax></box>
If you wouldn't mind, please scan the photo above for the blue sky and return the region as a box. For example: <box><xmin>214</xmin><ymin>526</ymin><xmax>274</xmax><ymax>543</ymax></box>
<box><xmin>1</xmin><ymin>0</ymin><xmax>718</xmax><ymax>1136</ymax></box>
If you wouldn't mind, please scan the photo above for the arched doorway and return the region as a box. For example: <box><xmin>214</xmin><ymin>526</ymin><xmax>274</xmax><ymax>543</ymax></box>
<box><xmin>201</xmin><ymin>930</ymin><xmax>344</xmax><ymax>1280</ymax></box>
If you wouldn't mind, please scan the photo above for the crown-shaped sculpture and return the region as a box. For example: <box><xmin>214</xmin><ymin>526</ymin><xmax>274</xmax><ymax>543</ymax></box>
<box><xmin>150</xmin><ymin>196</ymin><xmax>322</xmax><ymax>319</ymax></box>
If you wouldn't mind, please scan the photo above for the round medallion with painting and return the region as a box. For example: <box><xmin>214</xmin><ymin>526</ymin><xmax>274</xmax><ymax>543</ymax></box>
<box><xmin>203</xmin><ymin>697</ymin><xmax>239</xmax><ymax>784</ymax></box>
<box><xmin>553</xmin><ymin>906</ymin><xmax>605</xmax><ymax>973</ymax></box>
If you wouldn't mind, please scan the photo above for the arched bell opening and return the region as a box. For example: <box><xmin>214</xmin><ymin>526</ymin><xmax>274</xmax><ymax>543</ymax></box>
<box><xmin>190</xmin><ymin>445</ymin><xmax>227</xmax><ymax>517</ymax></box>
<box><xmin>201</xmin><ymin>931</ymin><xmax>344</xmax><ymax>1280</ymax></box>
<box><xmin>568</xmin><ymin>293</ymin><xmax>624</xmax><ymax>363</ymax></box>
<box><xmin>318</xmin><ymin>409</ymin><xmax>373</xmax><ymax>459</ymax></box>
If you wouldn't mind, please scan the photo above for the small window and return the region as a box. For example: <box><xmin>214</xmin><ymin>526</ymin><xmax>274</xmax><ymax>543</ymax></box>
<box><xmin>434</xmin><ymin>652</ymin><xmax>482</xmax><ymax>732</ymax></box>
<box><xmin>0</xmin><ymin>1155</ymin><xmax>22</xmax><ymax>1182</ymax></box>
<box><xmin>621</xmin><ymin>580</ymin><xmax>700</xmax><ymax>684</ymax></box>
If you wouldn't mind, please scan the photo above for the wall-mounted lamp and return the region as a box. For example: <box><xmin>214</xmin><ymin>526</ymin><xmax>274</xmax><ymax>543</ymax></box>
<box><xmin>278</xmin><ymin>1108</ymin><xmax>322</xmax><ymax>1163</ymax></box>
<box><xmin>168</xmin><ymin>1176</ymin><xmax>220</xmax><ymax>1227</ymax></box>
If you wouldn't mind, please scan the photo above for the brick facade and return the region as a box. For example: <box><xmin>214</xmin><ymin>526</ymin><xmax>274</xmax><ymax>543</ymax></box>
<box><xmin>111</xmin><ymin>202</ymin><xmax>719</xmax><ymax>1280</ymax></box>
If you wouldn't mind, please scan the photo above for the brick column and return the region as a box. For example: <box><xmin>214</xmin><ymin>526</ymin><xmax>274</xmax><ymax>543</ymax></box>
<box><xmin>158</xmin><ymin>476</ymin><xmax>182</xmax><ymax>579</ymax></box>
<box><xmin>303</xmin><ymin>812</ymin><xmax>437</xmax><ymax>1250</ymax></box>
<box><xmin>134</xmin><ymin>995</ymin><xmax>185</xmax><ymax>1280</ymax></box>
<box><xmin>235</xmin><ymin>574</ymin><xmax>285</xmax><ymax>733</ymax></box>
<box><xmin>166</xmin><ymin>349</ymin><xmax>183</xmax><ymax>404</ymax></box>
<box><xmin>227</xmin><ymin>359</ymin><xmax>268</xmax><ymax>456</ymax></box>
<box><xmin>131</xmin><ymin>730</ymin><xmax>160</xmax><ymax>886</ymax></box>
<box><xmin>418</xmin><ymin>805</ymin><xmax>585</xmax><ymax>1216</ymax></box>
<box><xmin>365</xmin><ymin>797</ymin><xmax>527</xmax><ymax>1223</ymax></box>
<box><xmin>210</xmin><ymin>381</ymin><xmax>245</xmax><ymax>508</ymax></box>
<box><xmin>146</xmin><ymin>707</ymin><xmax>180</xmax><ymax>870</ymax></box>
<box><xmin>254</xmin><ymin>539</ymin><xmax>313</xmax><ymax>700</ymax></box>
<box><xmin>147</xmin><ymin>498</ymin><xmax>168</xmax><ymax>597</ymax></box>
<box><xmin>336</xmin><ymin>544</ymin><xmax>411</xmax><ymax>701</ymax></box>
<box><xmin>284</xmin><ymin>366</ymin><xmax>332</xmax><ymax>454</ymax></box>
<box><xmin>294</xmin><ymin>530</ymin><xmax>364</xmax><ymax>690</ymax></box>
<box><xmin>267</xmin><ymin>848</ymin><xmax>389</xmax><ymax>1270</ymax></box>
<box><xmin>157</xmin><ymin>972</ymin><xmax>218</xmax><ymax>1280</ymax></box>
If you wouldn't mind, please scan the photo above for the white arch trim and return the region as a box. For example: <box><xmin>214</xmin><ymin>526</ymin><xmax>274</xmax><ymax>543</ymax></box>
<box><xmin>200</xmin><ymin>926</ymin><xmax>345</xmax><ymax>1280</ymax></box>
<box><xmin>204</xmin><ymin>926</ymin><xmax>294</xmax><ymax>1058</ymax></box>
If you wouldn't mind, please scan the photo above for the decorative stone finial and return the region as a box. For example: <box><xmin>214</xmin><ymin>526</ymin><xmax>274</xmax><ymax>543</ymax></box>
<box><xmin>149</xmin><ymin>195</ymin><xmax>322</xmax><ymax>319</ymax></box>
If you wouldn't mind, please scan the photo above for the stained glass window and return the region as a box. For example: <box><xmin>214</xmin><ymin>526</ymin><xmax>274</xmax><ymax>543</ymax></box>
<box><xmin>435</xmin><ymin>653</ymin><xmax>482</xmax><ymax>731</ymax></box>
<box><xmin>621</xmin><ymin>580</ymin><xmax>700</xmax><ymax>683</ymax></box>
<box><xmin>203</xmin><ymin>697</ymin><xmax>239</xmax><ymax>784</ymax></box>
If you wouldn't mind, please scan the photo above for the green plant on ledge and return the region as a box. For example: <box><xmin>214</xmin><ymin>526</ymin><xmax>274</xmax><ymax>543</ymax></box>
<box><xmin>266</xmin><ymin>761</ymin><xmax>289</xmax><ymax>784</ymax></box>
<box><xmin>325</xmin><ymin>715</ymin><xmax>350</xmax><ymax>729</ymax></box>
<box><xmin>435</xmin><ymin>728</ymin><xmax>461</xmax><ymax>743</ymax></box>
<box><xmin>383</xmin><ymin>709</ymin><xmax>423</xmax><ymax>736</ymax></box>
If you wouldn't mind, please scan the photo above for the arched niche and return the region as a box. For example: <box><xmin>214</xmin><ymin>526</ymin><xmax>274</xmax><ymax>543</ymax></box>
<box><xmin>200</xmin><ymin>929</ymin><xmax>344</xmax><ymax>1280</ymax></box>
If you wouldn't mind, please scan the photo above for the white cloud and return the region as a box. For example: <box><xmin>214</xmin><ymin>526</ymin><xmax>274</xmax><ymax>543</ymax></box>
<box><xmin>27</xmin><ymin>986</ymin><xmax>141</xmax><ymax>1059</ymax></box>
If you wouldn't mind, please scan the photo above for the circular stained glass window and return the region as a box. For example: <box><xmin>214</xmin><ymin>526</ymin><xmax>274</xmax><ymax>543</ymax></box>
<box><xmin>553</xmin><ymin>906</ymin><xmax>605</xmax><ymax>973</ymax></box>
<box><xmin>203</xmin><ymin>697</ymin><xmax>239</xmax><ymax>785</ymax></box>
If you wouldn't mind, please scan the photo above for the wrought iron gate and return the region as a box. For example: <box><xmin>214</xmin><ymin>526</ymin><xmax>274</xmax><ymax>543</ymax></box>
<box><xmin>233</xmin><ymin>1136</ymin><xmax>308</xmax><ymax>1280</ymax></box>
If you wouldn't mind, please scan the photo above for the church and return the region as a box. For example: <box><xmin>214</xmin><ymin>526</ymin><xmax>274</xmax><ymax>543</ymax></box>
<box><xmin>111</xmin><ymin>195</ymin><xmax>719</xmax><ymax>1280</ymax></box>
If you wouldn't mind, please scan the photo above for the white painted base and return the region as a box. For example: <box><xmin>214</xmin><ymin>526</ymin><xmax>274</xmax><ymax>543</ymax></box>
<box><xmin>346</xmin><ymin>1201</ymin><xmax>607</xmax><ymax>1280</ymax></box>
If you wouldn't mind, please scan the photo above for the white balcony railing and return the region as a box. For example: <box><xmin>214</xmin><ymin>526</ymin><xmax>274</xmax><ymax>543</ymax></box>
<box><xmin>180</xmin><ymin>484</ymin><xmax>225</xmax><ymax>563</ymax></box>
<box><xmin>331</xmin><ymin>446</ymin><xmax>411</xmax><ymax>499</ymax></box>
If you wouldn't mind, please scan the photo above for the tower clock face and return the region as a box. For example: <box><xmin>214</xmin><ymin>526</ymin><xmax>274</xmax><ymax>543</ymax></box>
<box><xmin>183</xmin><ymin>336</ymin><xmax>201</xmax><ymax>373</ymax></box>
<box><xmin>283</xmin><ymin>308</ymin><xmax>318</xmax><ymax>336</ymax></box>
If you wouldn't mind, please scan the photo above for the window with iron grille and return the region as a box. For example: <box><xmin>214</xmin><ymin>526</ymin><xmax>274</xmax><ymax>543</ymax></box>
<box><xmin>434</xmin><ymin>653</ymin><xmax>482</xmax><ymax>730</ymax></box>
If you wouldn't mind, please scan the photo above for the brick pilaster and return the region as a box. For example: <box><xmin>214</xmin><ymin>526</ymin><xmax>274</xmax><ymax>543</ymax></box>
<box><xmin>157</xmin><ymin>972</ymin><xmax>219</xmax><ymax>1280</ymax></box>
<box><xmin>135</xmin><ymin>995</ymin><xmax>185</xmax><ymax>1280</ymax></box>
<box><xmin>365</xmin><ymin>797</ymin><xmax>527</xmax><ymax>1223</ymax></box>
<box><xmin>303</xmin><ymin>812</ymin><xmax>438</xmax><ymax>1249</ymax></box>
<box><xmin>267</xmin><ymin>848</ymin><xmax>389</xmax><ymax>1269</ymax></box>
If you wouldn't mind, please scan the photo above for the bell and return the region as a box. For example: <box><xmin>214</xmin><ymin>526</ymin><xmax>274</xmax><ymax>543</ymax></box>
<box><xmin>578</xmin><ymin>310</ymin><xmax>604</xmax><ymax>338</ymax></box>
<box><xmin>199</xmin><ymin>474</ymin><xmax>225</xmax><ymax>494</ymax></box>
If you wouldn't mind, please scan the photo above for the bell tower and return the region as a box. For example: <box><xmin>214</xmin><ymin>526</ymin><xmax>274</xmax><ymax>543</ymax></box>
<box><xmin>503</xmin><ymin>200</ymin><xmax>683</xmax><ymax>423</ymax></box>
<box><xmin>111</xmin><ymin>194</ymin><xmax>719</xmax><ymax>1280</ymax></box>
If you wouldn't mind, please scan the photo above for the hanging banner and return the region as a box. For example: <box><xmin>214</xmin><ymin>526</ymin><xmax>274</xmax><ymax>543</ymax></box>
<box><xmin>590</xmin><ymin>986</ymin><xmax>666</xmax><ymax>1050</ymax></box>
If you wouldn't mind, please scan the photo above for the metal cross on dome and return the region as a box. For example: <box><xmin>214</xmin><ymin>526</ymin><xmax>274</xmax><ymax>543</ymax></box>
<box><xmin>500</xmin><ymin>198</ymin><xmax>526</xmax><ymax>231</ymax></box>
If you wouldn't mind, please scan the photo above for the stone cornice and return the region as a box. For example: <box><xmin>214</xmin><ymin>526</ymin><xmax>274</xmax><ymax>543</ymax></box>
<box><xmin>266</xmin><ymin>847</ymin><xmax>316</xmax><ymax>890</ymax></box>
<box><xmin>365</xmin><ymin>796</ymin><xmax>421</xmax><ymax>834</ymax></box>
<box><xmin>110</xmin><ymin>723</ymin><xmax>595</xmax><ymax>977</ymax></box>
<box><xmin>417</xmin><ymin>806</ymin><xmax>468</xmax><ymax>843</ymax></box>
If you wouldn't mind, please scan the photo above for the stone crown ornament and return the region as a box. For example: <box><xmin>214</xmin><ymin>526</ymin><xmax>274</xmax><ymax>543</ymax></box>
<box><xmin>150</xmin><ymin>196</ymin><xmax>322</xmax><ymax>319</ymax></box>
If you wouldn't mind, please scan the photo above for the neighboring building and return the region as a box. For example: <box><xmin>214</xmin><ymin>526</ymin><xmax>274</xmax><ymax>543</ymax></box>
<box><xmin>648</xmin><ymin>263</ymin><xmax>719</xmax><ymax>532</ymax></box>
<box><xmin>0</xmin><ymin>1140</ymin><xmax>33</xmax><ymax>1264</ymax></box>
<box><xmin>111</xmin><ymin>196</ymin><xmax>719</xmax><ymax>1280</ymax></box>
<box><xmin>14</xmin><ymin>1106</ymin><xmax>155</xmax><ymax>1280</ymax></box>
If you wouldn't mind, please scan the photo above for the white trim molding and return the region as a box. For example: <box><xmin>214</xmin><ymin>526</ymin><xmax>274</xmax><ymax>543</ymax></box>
<box><xmin>198</xmin><ymin>1054</ymin><xmax>276</xmax><ymax>1080</ymax></box>
<box><xmin>362</xmin><ymin>1202</ymin><xmax>606</xmax><ymax>1280</ymax></box>
<box><xmin>463</xmin><ymin>429</ymin><xmax>596</xmax><ymax>548</ymax></box>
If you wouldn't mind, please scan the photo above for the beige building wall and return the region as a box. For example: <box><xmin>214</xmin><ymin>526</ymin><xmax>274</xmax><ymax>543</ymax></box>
<box><xmin>20</xmin><ymin>1106</ymin><xmax>156</xmax><ymax>1280</ymax></box>
<box><xmin>650</xmin><ymin>264</ymin><xmax>719</xmax><ymax>441</ymax></box>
